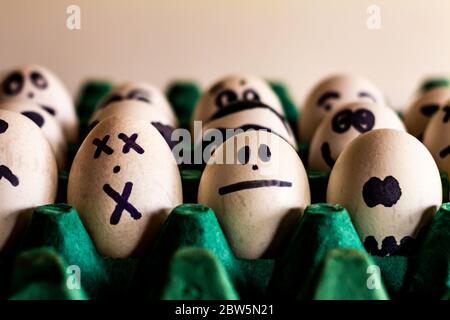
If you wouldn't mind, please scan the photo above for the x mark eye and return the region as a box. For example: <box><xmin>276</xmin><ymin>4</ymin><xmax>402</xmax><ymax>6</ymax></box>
<box><xmin>118</xmin><ymin>133</ymin><xmax>145</xmax><ymax>154</ymax></box>
<box><xmin>92</xmin><ymin>135</ymin><xmax>114</xmax><ymax>159</ymax></box>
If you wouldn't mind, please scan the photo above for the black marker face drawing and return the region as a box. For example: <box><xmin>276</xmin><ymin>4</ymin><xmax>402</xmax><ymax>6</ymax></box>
<box><xmin>92</xmin><ymin>135</ymin><xmax>114</xmax><ymax>159</ymax></box>
<box><xmin>0</xmin><ymin>119</ymin><xmax>8</xmax><ymax>134</ymax></box>
<box><xmin>420</xmin><ymin>104</ymin><xmax>440</xmax><ymax>117</ymax></box>
<box><xmin>317</xmin><ymin>91</ymin><xmax>340</xmax><ymax>111</ymax></box>
<box><xmin>364</xmin><ymin>235</ymin><xmax>417</xmax><ymax>256</ymax></box>
<box><xmin>0</xmin><ymin>165</ymin><xmax>19</xmax><ymax>187</ymax></box>
<box><xmin>332</xmin><ymin>108</ymin><xmax>375</xmax><ymax>134</ymax></box>
<box><xmin>439</xmin><ymin>145</ymin><xmax>450</xmax><ymax>158</ymax></box>
<box><xmin>92</xmin><ymin>132</ymin><xmax>147</xmax><ymax>225</ymax></box>
<box><xmin>442</xmin><ymin>106</ymin><xmax>450</xmax><ymax>123</ymax></box>
<box><xmin>103</xmin><ymin>182</ymin><xmax>142</xmax><ymax>225</ymax></box>
<box><xmin>318</xmin><ymin>108</ymin><xmax>375</xmax><ymax>169</ymax></box>
<box><xmin>316</xmin><ymin>90</ymin><xmax>377</xmax><ymax>112</ymax></box>
<box><xmin>1</xmin><ymin>70</ymin><xmax>56</xmax><ymax>116</ymax></box>
<box><xmin>214</xmin><ymin>88</ymin><xmax>260</xmax><ymax>109</ymax></box>
<box><xmin>118</xmin><ymin>133</ymin><xmax>145</xmax><ymax>154</ymax></box>
<box><xmin>218</xmin><ymin>143</ymin><xmax>292</xmax><ymax>195</ymax></box>
<box><xmin>0</xmin><ymin>119</ymin><xmax>19</xmax><ymax>187</ymax></box>
<box><xmin>362</xmin><ymin>176</ymin><xmax>402</xmax><ymax>208</ymax></box>
<box><xmin>99</xmin><ymin>88</ymin><xmax>152</xmax><ymax>109</ymax></box>
<box><xmin>21</xmin><ymin>111</ymin><xmax>45</xmax><ymax>128</ymax></box>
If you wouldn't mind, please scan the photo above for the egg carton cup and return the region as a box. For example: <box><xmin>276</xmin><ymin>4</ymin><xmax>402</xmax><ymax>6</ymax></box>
<box><xmin>0</xmin><ymin>195</ymin><xmax>449</xmax><ymax>300</ymax></box>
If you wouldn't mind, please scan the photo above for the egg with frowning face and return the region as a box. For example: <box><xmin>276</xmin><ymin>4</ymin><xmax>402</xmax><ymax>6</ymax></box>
<box><xmin>198</xmin><ymin>130</ymin><xmax>310</xmax><ymax>259</ymax></box>
<box><xmin>192</xmin><ymin>74</ymin><xmax>284</xmax><ymax>126</ymax></box>
<box><xmin>299</xmin><ymin>74</ymin><xmax>386</xmax><ymax>143</ymax></box>
<box><xmin>327</xmin><ymin>129</ymin><xmax>442</xmax><ymax>257</ymax></box>
<box><xmin>0</xmin><ymin>110</ymin><xmax>57</xmax><ymax>251</ymax></box>
<box><xmin>0</xmin><ymin>64</ymin><xmax>78</xmax><ymax>143</ymax></box>
<box><xmin>95</xmin><ymin>81</ymin><xmax>177</xmax><ymax>126</ymax></box>
<box><xmin>403</xmin><ymin>87</ymin><xmax>450</xmax><ymax>140</ymax></box>
<box><xmin>68</xmin><ymin>116</ymin><xmax>183</xmax><ymax>258</ymax></box>
<box><xmin>0</xmin><ymin>101</ymin><xmax>67</xmax><ymax>170</ymax></box>
<box><xmin>308</xmin><ymin>101</ymin><xmax>405</xmax><ymax>172</ymax></box>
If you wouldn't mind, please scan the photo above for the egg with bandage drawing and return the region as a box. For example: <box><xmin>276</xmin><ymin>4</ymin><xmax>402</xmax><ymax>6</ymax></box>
<box><xmin>67</xmin><ymin>116</ymin><xmax>182</xmax><ymax>258</ymax></box>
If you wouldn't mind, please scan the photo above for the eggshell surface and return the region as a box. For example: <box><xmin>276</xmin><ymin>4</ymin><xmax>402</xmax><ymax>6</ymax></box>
<box><xmin>308</xmin><ymin>101</ymin><xmax>405</xmax><ymax>172</ymax></box>
<box><xmin>0</xmin><ymin>101</ymin><xmax>67</xmax><ymax>170</ymax></box>
<box><xmin>198</xmin><ymin>130</ymin><xmax>310</xmax><ymax>259</ymax></box>
<box><xmin>299</xmin><ymin>74</ymin><xmax>385</xmax><ymax>143</ymax></box>
<box><xmin>327</xmin><ymin>129</ymin><xmax>441</xmax><ymax>256</ymax></box>
<box><xmin>403</xmin><ymin>87</ymin><xmax>450</xmax><ymax>139</ymax></box>
<box><xmin>0</xmin><ymin>64</ymin><xmax>78</xmax><ymax>142</ymax></box>
<box><xmin>0</xmin><ymin>110</ymin><xmax>57</xmax><ymax>250</ymax></box>
<box><xmin>68</xmin><ymin>116</ymin><xmax>183</xmax><ymax>258</ymax></box>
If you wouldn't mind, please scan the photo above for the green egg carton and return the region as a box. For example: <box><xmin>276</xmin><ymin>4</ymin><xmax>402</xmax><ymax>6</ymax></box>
<box><xmin>1</xmin><ymin>200</ymin><xmax>449</xmax><ymax>300</ymax></box>
<box><xmin>268</xmin><ymin>80</ymin><xmax>299</xmax><ymax>135</ymax></box>
<box><xmin>166</xmin><ymin>81</ymin><xmax>202</xmax><ymax>130</ymax></box>
<box><xmin>1</xmin><ymin>79</ymin><xmax>449</xmax><ymax>301</ymax></box>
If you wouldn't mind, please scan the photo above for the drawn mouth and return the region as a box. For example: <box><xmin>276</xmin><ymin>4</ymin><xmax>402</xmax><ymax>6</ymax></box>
<box><xmin>40</xmin><ymin>105</ymin><xmax>56</xmax><ymax>116</ymax></box>
<box><xmin>320</xmin><ymin>142</ymin><xmax>336</xmax><ymax>168</ymax></box>
<box><xmin>218</xmin><ymin>179</ymin><xmax>292</xmax><ymax>195</ymax></box>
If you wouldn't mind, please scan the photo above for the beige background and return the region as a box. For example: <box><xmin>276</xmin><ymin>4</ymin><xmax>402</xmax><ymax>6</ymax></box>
<box><xmin>1</xmin><ymin>0</ymin><xmax>449</xmax><ymax>110</ymax></box>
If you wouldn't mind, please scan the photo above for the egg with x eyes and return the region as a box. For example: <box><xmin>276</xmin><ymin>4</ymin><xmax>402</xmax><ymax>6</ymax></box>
<box><xmin>403</xmin><ymin>86</ymin><xmax>450</xmax><ymax>140</ymax></box>
<box><xmin>0</xmin><ymin>101</ymin><xmax>67</xmax><ymax>170</ymax></box>
<box><xmin>298</xmin><ymin>74</ymin><xmax>386</xmax><ymax>143</ymax></box>
<box><xmin>68</xmin><ymin>116</ymin><xmax>182</xmax><ymax>258</ymax></box>
<box><xmin>423</xmin><ymin>103</ymin><xmax>450</xmax><ymax>178</ymax></box>
<box><xmin>308</xmin><ymin>101</ymin><xmax>405</xmax><ymax>172</ymax></box>
<box><xmin>0</xmin><ymin>110</ymin><xmax>57</xmax><ymax>252</ymax></box>
<box><xmin>327</xmin><ymin>129</ymin><xmax>441</xmax><ymax>257</ymax></box>
<box><xmin>0</xmin><ymin>64</ymin><xmax>78</xmax><ymax>143</ymax></box>
<box><xmin>198</xmin><ymin>130</ymin><xmax>310</xmax><ymax>259</ymax></box>
<box><xmin>192</xmin><ymin>74</ymin><xmax>284</xmax><ymax>126</ymax></box>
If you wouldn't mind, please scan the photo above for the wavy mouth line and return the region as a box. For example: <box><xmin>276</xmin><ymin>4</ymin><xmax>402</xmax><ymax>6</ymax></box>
<box><xmin>218</xmin><ymin>179</ymin><xmax>292</xmax><ymax>195</ymax></box>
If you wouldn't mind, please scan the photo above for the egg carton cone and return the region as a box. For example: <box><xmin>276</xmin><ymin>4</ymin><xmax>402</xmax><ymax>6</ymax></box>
<box><xmin>1</xmin><ymin>201</ymin><xmax>449</xmax><ymax>300</ymax></box>
<box><xmin>166</xmin><ymin>81</ymin><xmax>202</xmax><ymax>130</ymax></box>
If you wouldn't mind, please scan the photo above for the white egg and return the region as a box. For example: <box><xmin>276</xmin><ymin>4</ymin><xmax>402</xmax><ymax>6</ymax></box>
<box><xmin>403</xmin><ymin>87</ymin><xmax>450</xmax><ymax>139</ymax></box>
<box><xmin>299</xmin><ymin>74</ymin><xmax>386</xmax><ymax>143</ymax></box>
<box><xmin>423</xmin><ymin>104</ymin><xmax>450</xmax><ymax>178</ymax></box>
<box><xmin>327</xmin><ymin>129</ymin><xmax>442</xmax><ymax>256</ymax></box>
<box><xmin>0</xmin><ymin>110</ymin><xmax>57</xmax><ymax>251</ymax></box>
<box><xmin>192</xmin><ymin>74</ymin><xmax>283</xmax><ymax>126</ymax></box>
<box><xmin>0</xmin><ymin>101</ymin><xmax>67</xmax><ymax>170</ymax></box>
<box><xmin>67</xmin><ymin>116</ymin><xmax>183</xmax><ymax>258</ymax></box>
<box><xmin>0</xmin><ymin>64</ymin><xmax>78</xmax><ymax>142</ymax></box>
<box><xmin>198</xmin><ymin>130</ymin><xmax>310</xmax><ymax>259</ymax></box>
<box><xmin>308</xmin><ymin>101</ymin><xmax>405</xmax><ymax>172</ymax></box>
<box><xmin>94</xmin><ymin>81</ymin><xmax>177</xmax><ymax>126</ymax></box>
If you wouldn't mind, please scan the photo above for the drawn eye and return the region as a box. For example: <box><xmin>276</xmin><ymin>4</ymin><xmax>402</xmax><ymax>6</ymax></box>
<box><xmin>128</xmin><ymin>89</ymin><xmax>151</xmax><ymax>104</ymax></box>
<box><xmin>237</xmin><ymin>146</ymin><xmax>251</xmax><ymax>165</ymax></box>
<box><xmin>243</xmin><ymin>89</ymin><xmax>260</xmax><ymax>102</ymax></box>
<box><xmin>420</xmin><ymin>104</ymin><xmax>439</xmax><ymax>117</ymax></box>
<box><xmin>100</xmin><ymin>94</ymin><xmax>122</xmax><ymax>109</ymax></box>
<box><xmin>258</xmin><ymin>144</ymin><xmax>271</xmax><ymax>162</ymax></box>
<box><xmin>30</xmin><ymin>71</ymin><xmax>48</xmax><ymax>90</ymax></box>
<box><xmin>2</xmin><ymin>72</ymin><xmax>24</xmax><ymax>96</ymax></box>
<box><xmin>215</xmin><ymin>90</ymin><xmax>238</xmax><ymax>108</ymax></box>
